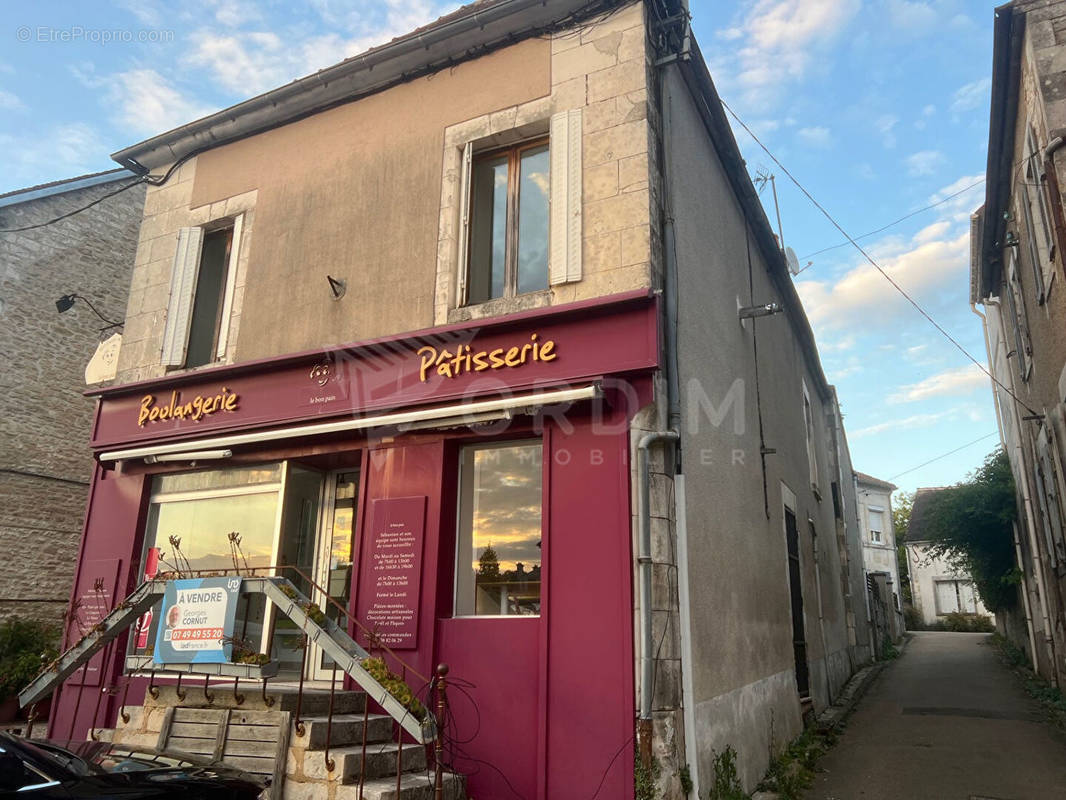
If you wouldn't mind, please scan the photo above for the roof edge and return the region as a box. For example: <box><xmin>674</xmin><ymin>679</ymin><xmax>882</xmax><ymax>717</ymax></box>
<box><xmin>111</xmin><ymin>0</ymin><xmax>622</xmax><ymax>173</ymax></box>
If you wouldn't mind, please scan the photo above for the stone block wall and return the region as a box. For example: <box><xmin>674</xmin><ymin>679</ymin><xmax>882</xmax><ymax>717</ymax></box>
<box><xmin>0</xmin><ymin>177</ymin><xmax>143</xmax><ymax>624</ymax></box>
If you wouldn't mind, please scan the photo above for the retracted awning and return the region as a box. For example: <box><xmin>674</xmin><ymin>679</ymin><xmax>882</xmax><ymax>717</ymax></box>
<box><xmin>99</xmin><ymin>384</ymin><xmax>600</xmax><ymax>463</ymax></box>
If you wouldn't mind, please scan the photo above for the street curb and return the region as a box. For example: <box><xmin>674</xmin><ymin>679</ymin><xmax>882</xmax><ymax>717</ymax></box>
<box><xmin>815</xmin><ymin>635</ymin><xmax>910</xmax><ymax>731</ymax></box>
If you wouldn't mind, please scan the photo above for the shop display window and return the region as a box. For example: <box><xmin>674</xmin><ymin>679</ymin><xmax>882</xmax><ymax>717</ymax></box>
<box><xmin>455</xmin><ymin>441</ymin><xmax>543</xmax><ymax>616</ymax></box>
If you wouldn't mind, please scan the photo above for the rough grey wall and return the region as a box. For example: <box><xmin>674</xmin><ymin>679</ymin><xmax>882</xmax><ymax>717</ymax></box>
<box><xmin>0</xmin><ymin>178</ymin><xmax>144</xmax><ymax>624</ymax></box>
<box><xmin>661</xmin><ymin>66</ymin><xmax>860</xmax><ymax>791</ymax></box>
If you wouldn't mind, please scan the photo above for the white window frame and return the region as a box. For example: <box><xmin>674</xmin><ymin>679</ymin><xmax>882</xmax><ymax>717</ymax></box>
<box><xmin>867</xmin><ymin>506</ymin><xmax>885</xmax><ymax>545</ymax></box>
<box><xmin>161</xmin><ymin>215</ymin><xmax>244</xmax><ymax>368</ymax></box>
<box><xmin>454</xmin><ymin>109</ymin><xmax>582</xmax><ymax>309</ymax></box>
<box><xmin>802</xmin><ymin>381</ymin><xmax>820</xmax><ymax>494</ymax></box>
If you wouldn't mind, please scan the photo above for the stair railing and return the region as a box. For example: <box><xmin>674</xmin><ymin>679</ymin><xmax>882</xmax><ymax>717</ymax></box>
<box><xmin>19</xmin><ymin>576</ymin><xmax>437</xmax><ymax>746</ymax></box>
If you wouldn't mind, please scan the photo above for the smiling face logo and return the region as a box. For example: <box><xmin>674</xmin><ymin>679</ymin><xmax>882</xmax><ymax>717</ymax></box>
<box><xmin>309</xmin><ymin>360</ymin><xmax>333</xmax><ymax>387</ymax></box>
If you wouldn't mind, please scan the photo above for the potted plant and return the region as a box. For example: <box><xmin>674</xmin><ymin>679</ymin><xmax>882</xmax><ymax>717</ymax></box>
<box><xmin>0</xmin><ymin>617</ymin><xmax>60</xmax><ymax>722</ymax></box>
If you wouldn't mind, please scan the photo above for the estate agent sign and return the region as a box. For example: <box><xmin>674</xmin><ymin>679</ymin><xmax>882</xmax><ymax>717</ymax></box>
<box><xmin>154</xmin><ymin>577</ymin><xmax>241</xmax><ymax>664</ymax></box>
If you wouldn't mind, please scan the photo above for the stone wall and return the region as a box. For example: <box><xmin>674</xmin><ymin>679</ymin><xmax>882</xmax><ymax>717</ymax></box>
<box><xmin>0</xmin><ymin>177</ymin><xmax>143</xmax><ymax>623</ymax></box>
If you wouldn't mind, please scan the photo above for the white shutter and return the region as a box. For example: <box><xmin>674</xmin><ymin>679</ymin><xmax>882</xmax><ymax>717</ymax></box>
<box><xmin>214</xmin><ymin>214</ymin><xmax>243</xmax><ymax>361</ymax></box>
<box><xmin>934</xmin><ymin>580</ymin><xmax>959</xmax><ymax>615</ymax></box>
<box><xmin>549</xmin><ymin>108</ymin><xmax>583</xmax><ymax>286</ymax></box>
<box><xmin>161</xmin><ymin>227</ymin><xmax>203</xmax><ymax>367</ymax></box>
<box><xmin>456</xmin><ymin>142</ymin><xmax>473</xmax><ymax>306</ymax></box>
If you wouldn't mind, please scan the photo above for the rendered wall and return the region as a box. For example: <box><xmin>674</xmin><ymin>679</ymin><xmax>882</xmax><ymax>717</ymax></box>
<box><xmin>661</xmin><ymin>66</ymin><xmax>856</xmax><ymax>791</ymax></box>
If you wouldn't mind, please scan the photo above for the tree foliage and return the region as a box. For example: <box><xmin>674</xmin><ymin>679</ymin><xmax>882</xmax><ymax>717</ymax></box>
<box><xmin>921</xmin><ymin>448</ymin><xmax>1018</xmax><ymax>612</ymax></box>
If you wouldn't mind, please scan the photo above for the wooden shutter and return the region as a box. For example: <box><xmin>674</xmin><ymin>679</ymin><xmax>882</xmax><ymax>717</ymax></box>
<box><xmin>161</xmin><ymin>227</ymin><xmax>203</xmax><ymax>367</ymax></box>
<box><xmin>214</xmin><ymin>214</ymin><xmax>243</xmax><ymax>361</ymax></box>
<box><xmin>456</xmin><ymin>142</ymin><xmax>473</xmax><ymax>306</ymax></box>
<box><xmin>549</xmin><ymin>108</ymin><xmax>583</xmax><ymax>286</ymax></box>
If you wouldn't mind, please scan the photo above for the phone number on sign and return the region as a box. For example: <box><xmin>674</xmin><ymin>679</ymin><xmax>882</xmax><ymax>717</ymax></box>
<box><xmin>170</xmin><ymin>627</ymin><xmax>224</xmax><ymax>642</ymax></box>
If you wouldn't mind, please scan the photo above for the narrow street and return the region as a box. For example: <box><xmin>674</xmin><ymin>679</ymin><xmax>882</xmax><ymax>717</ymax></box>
<box><xmin>805</xmin><ymin>632</ymin><xmax>1066</xmax><ymax>800</ymax></box>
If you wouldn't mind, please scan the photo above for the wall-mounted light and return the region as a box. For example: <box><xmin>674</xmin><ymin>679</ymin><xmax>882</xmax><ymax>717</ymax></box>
<box><xmin>56</xmin><ymin>292</ymin><xmax>123</xmax><ymax>331</ymax></box>
<box><xmin>738</xmin><ymin>302</ymin><xmax>783</xmax><ymax>320</ymax></box>
<box><xmin>1004</xmin><ymin>230</ymin><xmax>1020</xmax><ymax>249</ymax></box>
<box><xmin>327</xmin><ymin>275</ymin><xmax>346</xmax><ymax>300</ymax></box>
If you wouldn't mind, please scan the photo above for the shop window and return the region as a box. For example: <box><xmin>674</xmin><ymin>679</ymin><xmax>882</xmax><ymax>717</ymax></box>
<box><xmin>455</xmin><ymin>441</ymin><xmax>543</xmax><ymax>616</ymax></box>
<box><xmin>161</xmin><ymin>215</ymin><xmax>244</xmax><ymax>369</ymax></box>
<box><xmin>454</xmin><ymin>109</ymin><xmax>583</xmax><ymax>307</ymax></box>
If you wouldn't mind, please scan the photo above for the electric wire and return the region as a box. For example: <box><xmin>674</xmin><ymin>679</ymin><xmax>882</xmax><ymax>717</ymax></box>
<box><xmin>719</xmin><ymin>99</ymin><xmax>1043</xmax><ymax>420</ymax></box>
<box><xmin>800</xmin><ymin>178</ymin><xmax>986</xmax><ymax>262</ymax></box>
<box><xmin>0</xmin><ymin>179</ymin><xmax>146</xmax><ymax>233</ymax></box>
<box><xmin>886</xmin><ymin>431</ymin><xmax>999</xmax><ymax>482</ymax></box>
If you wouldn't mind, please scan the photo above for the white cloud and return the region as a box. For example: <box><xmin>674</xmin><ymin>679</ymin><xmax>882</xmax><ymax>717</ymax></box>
<box><xmin>797</xmin><ymin>125</ymin><xmax>832</xmax><ymax>147</ymax></box>
<box><xmin>913</xmin><ymin>220</ymin><xmax>950</xmax><ymax>244</ymax></box>
<box><xmin>714</xmin><ymin>0</ymin><xmax>861</xmax><ymax>109</ymax></box>
<box><xmin>887</xmin><ymin>0</ymin><xmax>937</xmax><ymax>32</ymax></box>
<box><xmin>214</xmin><ymin>0</ymin><xmax>262</xmax><ymax>27</ymax></box>
<box><xmin>905</xmin><ymin>149</ymin><xmax>945</xmax><ymax>176</ymax></box>
<box><xmin>887</xmin><ymin>364</ymin><xmax>989</xmax><ymax>403</ymax></box>
<box><xmin>854</xmin><ymin>162</ymin><xmax>876</xmax><ymax>180</ymax></box>
<box><xmin>0</xmin><ymin>89</ymin><xmax>24</xmax><ymax>111</ymax></box>
<box><xmin>106</xmin><ymin>69</ymin><xmax>214</xmax><ymax>137</ymax></box>
<box><xmin>0</xmin><ymin>123</ymin><xmax>111</xmax><ymax>191</ymax></box>
<box><xmin>796</xmin><ymin>230</ymin><xmax>968</xmax><ymax>330</ymax></box>
<box><xmin>950</xmin><ymin>78</ymin><xmax>991</xmax><ymax>114</ymax></box>
<box><xmin>923</xmin><ymin>104</ymin><xmax>936</xmax><ymax>117</ymax></box>
<box><xmin>851</xmin><ymin>410</ymin><xmax>954</xmax><ymax>438</ymax></box>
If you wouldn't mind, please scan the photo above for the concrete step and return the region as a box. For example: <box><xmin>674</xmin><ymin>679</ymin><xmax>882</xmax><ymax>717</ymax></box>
<box><xmin>332</xmin><ymin>770</ymin><xmax>465</xmax><ymax>800</ymax></box>
<box><xmin>294</xmin><ymin>713</ymin><xmax>395</xmax><ymax>750</ymax></box>
<box><xmin>302</xmin><ymin>742</ymin><xmax>427</xmax><ymax>782</ymax></box>
<box><xmin>146</xmin><ymin>685</ymin><xmax>366</xmax><ymax>715</ymax></box>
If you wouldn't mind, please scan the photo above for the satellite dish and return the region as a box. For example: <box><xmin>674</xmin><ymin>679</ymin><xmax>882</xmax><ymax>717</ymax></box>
<box><xmin>785</xmin><ymin>246</ymin><xmax>800</xmax><ymax>275</ymax></box>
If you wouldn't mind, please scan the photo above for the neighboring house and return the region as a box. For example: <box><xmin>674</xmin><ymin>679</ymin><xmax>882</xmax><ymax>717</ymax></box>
<box><xmin>906</xmin><ymin>541</ymin><xmax>991</xmax><ymax>626</ymax></box>
<box><xmin>47</xmin><ymin>3</ymin><xmax>873</xmax><ymax>797</ymax></box>
<box><xmin>904</xmin><ymin>489</ymin><xmax>991</xmax><ymax>626</ymax></box>
<box><xmin>971</xmin><ymin>0</ymin><xmax>1066</xmax><ymax>688</ymax></box>
<box><xmin>854</xmin><ymin>471</ymin><xmax>901</xmax><ymax>608</ymax></box>
<box><xmin>0</xmin><ymin>171</ymin><xmax>143</xmax><ymax>625</ymax></box>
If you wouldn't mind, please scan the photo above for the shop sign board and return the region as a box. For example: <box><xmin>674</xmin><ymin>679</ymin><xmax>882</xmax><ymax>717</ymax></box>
<box><xmin>154</xmin><ymin>577</ymin><xmax>241</xmax><ymax>664</ymax></box>
<box><xmin>357</xmin><ymin>496</ymin><xmax>426</xmax><ymax>650</ymax></box>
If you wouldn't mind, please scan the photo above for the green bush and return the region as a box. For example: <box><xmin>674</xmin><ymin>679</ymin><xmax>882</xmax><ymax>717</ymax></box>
<box><xmin>360</xmin><ymin>657</ymin><xmax>426</xmax><ymax>721</ymax></box>
<box><xmin>0</xmin><ymin>617</ymin><xmax>60</xmax><ymax>698</ymax></box>
<box><xmin>708</xmin><ymin>746</ymin><xmax>748</xmax><ymax>799</ymax></box>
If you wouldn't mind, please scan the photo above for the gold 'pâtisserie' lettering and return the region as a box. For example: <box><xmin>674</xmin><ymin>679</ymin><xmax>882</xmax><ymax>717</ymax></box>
<box><xmin>417</xmin><ymin>333</ymin><xmax>557</xmax><ymax>382</ymax></box>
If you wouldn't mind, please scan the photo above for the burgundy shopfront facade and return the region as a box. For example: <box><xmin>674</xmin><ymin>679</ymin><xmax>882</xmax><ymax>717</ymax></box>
<box><xmin>55</xmin><ymin>290</ymin><xmax>658</xmax><ymax>799</ymax></box>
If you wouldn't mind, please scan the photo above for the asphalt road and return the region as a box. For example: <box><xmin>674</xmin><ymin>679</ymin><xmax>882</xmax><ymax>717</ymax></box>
<box><xmin>804</xmin><ymin>631</ymin><xmax>1066</xmax><ymax>800</ymax></box>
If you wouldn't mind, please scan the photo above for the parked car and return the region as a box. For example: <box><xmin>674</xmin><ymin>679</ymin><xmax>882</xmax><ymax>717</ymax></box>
<box><xmin>0</xmin><ymin>732</ymin><xmax>267</xmax><ymax>798</ymax></box>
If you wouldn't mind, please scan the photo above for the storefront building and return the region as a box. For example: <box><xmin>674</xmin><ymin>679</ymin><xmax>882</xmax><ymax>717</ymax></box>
<box><xmin>42</xmin><ymin>2</ymin><xmax>875</xmax><ymax>798</ymax></box>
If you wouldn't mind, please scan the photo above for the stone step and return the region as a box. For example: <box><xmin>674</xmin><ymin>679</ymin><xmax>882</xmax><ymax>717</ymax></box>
<box><xmin>294</xmin><ymin>713</ymin><xmax>395</xmax><ymax>750</ymax></box>
<box><xmin>145</xmin><ymin>685</ymin><xmax>366</xmax><ymax>715</ymax></box>
<box><xmin>331</xmin><ymin>770</ymin><xmax>465</xmax><ymax>800</ymax></box>
<box><xmin>302</xmin><ymin>742</ymin><xmax>427</xmax><ymax>783</ymax></box>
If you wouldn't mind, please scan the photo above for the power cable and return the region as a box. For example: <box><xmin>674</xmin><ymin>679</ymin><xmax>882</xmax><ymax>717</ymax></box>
<box><xmin>0</xmin><ymin>179</ymin><xmax>145</xmax><ymax>233</ymax></box>
<box><xmin>800</xmin><ymin>178</ymin><xmax>986</xmax><ymax>261</ymax></box>
<box><xmin>887</xmin><ymin>431</ymin><xmax>999</xmax><ymax>482</ymax></box>
<box><xmin>720</xmin><ymin>99</ymin><xmax>1043</xmax><ymax>419</ymax></box>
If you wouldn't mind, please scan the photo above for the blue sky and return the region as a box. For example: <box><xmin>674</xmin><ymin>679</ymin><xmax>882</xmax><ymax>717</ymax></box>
<box><xmin>1</xmin><ymin>0</ymin><xmax>999</xmax><ymax>497</ymax></box>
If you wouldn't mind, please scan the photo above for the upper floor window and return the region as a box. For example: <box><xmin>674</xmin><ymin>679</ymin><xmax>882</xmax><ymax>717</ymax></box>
<box><xmin>868</xmin><ymin>507</ymin><xmax>885</xmax><ymax>544</ymax></box>
<box><xmin>1005</xmin><ymin>248</ymin><xmax>1033</xmax><ymax>382</ymax></box>
<box><xmin>162</xmin><ymin>216</ymin><xmax>243</xmax><ymax>369</ymax></box>
<box><xmin>466</xmin><ymin>140</ymin><xmax>550</xmax><ymax>304</ymax></box>
<box><xmin>802</xmin><ymin>381</ymin><xmax>820</xmax><ymax>493</ymax></box>
<box><xmin>1023</xmin><ymin>124</ymin><xmax>1054</xmax><ymax>303</ymax></box>
<box><xmin>453</xmin><ymin>109</ymin><xmax>583</xmax><ymax>309</ymax></box>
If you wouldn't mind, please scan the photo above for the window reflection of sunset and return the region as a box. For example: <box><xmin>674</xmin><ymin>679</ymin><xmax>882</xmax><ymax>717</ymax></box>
<box><xmin>149</xmin><ymin>492</ymin><xmax>278</xmax><ymax>572</ymax></box>
<box><xmin>471</xmin><ymin>445</ymin><xmax>542</xmax><ymax>572</ymax></box>
<box><xmin>330</xmin><ymin>507</ymin><xmax>353</xmax><ymax>565</ymax></box>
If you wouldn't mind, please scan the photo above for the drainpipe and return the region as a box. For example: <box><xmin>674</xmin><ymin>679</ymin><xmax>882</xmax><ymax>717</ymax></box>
<box><xmin>985</xmin><ymin>297</ymin><xmax>1058</xmax><ymax>684</ymax></box>
<box><xmin>972</xmin><ymin>301</ymin><xmax>1039</xmax><ymax>667</ymax></box>
<box><xmin>809</xmin><ymin>521</ymin><xmax>833</xmax><ymax>705</ymax></box>
<box><xmin>637</xmin><ymin>431</ymin><xmax>679</xmax><ymax>759</ymax></box>
<box><xmin>1042</xmin><ymin>135</ymin><xmax>1066</xmax><ymax>273</ymax></box>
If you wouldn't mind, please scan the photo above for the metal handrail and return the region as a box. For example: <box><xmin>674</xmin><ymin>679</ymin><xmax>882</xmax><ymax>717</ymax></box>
<box><xmin>19</xmin><ymin>576</ymin><xmax>436</xmax><ymax>745</ymax></box>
